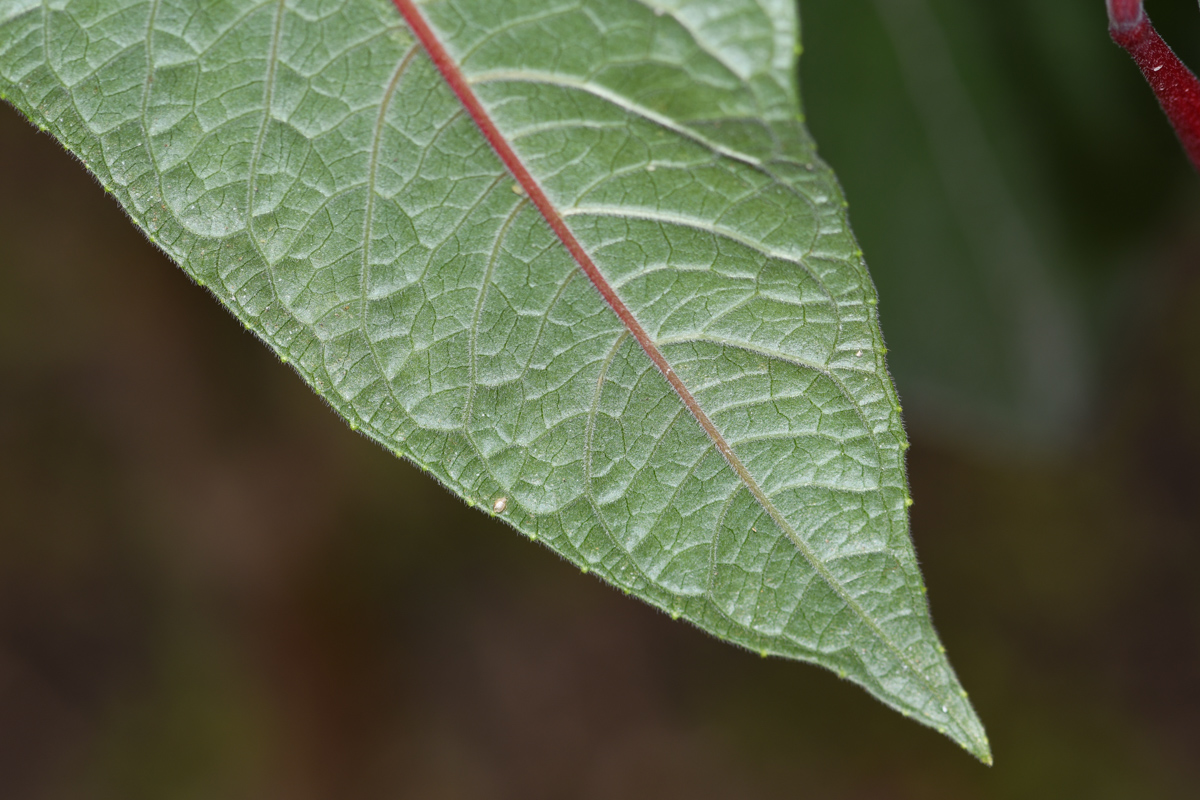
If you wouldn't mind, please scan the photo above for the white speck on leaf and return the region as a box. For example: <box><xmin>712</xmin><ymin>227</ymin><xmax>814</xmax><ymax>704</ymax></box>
<box><xmin>855</xmin><ymin>349</ymin><xmax>863</xmax><ymax>357</ymax></box>
<box><xmin>492</xmin><ymin>496</ymin><xmax>508</xmax><ymax>514</ymax></box>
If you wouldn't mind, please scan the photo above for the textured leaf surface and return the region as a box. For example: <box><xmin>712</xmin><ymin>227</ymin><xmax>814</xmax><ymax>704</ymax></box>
<box><xmin>0</xmin><ymin>0</ymin><xmax>988</xmax><ymax>759</ymax></box>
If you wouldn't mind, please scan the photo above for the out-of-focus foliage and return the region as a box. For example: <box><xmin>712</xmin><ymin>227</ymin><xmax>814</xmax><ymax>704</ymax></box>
<box><xmin>804</xmin><ymin>0</ymin><xmax>1200</xmax><ymax>447</ymax></box>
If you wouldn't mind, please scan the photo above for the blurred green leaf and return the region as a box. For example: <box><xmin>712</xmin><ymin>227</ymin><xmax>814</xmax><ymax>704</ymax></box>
<box><xmin>0</xmin><ymin>0</ymin><xmax>987</xmax><ymax>758</ymax></box>
<box><xmin>802</xmin><ymin>0</ymin><xmax>1092</xmax><ymax>447</ymax></box>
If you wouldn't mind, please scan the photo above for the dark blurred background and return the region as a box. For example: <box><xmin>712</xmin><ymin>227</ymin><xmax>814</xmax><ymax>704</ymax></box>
<box><xmin>1</xmin><ymin>0</ymin><xmax>1198</xmax><ymax>797</ymax></box>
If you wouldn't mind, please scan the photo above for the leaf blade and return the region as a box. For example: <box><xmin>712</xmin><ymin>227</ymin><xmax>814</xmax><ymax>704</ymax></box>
<box><xmin>0</xmin><ymin>0</ymin><xmax>989</xmax><ymax>760</ymax></box>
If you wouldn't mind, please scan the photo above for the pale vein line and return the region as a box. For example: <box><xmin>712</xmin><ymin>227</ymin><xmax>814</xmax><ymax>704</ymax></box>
<box><xmin>359</xmin><ymin>45</ymin><xmax>419</xmax><ymax>434</ymax></box>
<box><xmin>583</xmin><ymin>330</ymin><xmax>630</xmax><ymax>504</ymax></box>
<box><xmin>656</xmin><ymin>334</ymin><xmax>884</xmax><ymax>451</ymax></box>
<box><xmin>643</xmin><ymin>444</ymin><xmax>723</xmax><ymax>556</ymax></box>
<box><xmin>450</xmin><ymin>3</ymin><xmax>580</xmax><ymax>66</ymax></box>
<box><xmin>0</xmin><ymin>2</ymin><xmax>34</xmax><ymax>27</ymax></box>
<box><xmin>466</xmin><ymin>68</ymin><xmax>766</xmax><ymax>169</ymax></box>
<box><xmin>463</xmin><ymin>199</ymin><xmax>529</xmax><ymax>435</ymax></box>
<box><xmin>242</xmin><ymin>0</ymin><xmax>287</xmax><ymax>310</ymax></box>
<box><xmin>138</xmin><ymin>0</ymin><xmax>162</xmax><ymax>181</ymax></box>
<box><xmin>517</xmin><ymin>269</ymin><xmax>579</xmax><ymax>383</ymax></box>
<box><xmin>561</xmin><ymin>204</ymin><xmax>833</xmax><ymax>308</ymax></box>
<box><xmin>704</xmin><ymin>485</ymin><xmax>773</xmax><ymax>648</ymax></box>
<box><xmin>627</xmin><ymin>0</ymin><xmax>749</xmax><ymax>86</ymax></box>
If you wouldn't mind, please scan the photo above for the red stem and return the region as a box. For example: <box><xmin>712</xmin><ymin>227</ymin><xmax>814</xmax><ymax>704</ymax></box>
<box><xmin>1108</xmin><ymin>0</ymin><xmax>1200</xmax><ymax>171</ymax></box>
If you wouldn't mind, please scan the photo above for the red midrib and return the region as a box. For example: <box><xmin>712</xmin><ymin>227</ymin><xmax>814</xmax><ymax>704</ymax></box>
<box><xmin>389</xmin><ymin>5</ymin><xmax>988</xmax><ymax>750</ymax></box>
<box><xmin>391</xmin><ymin>0</ymin><xmax>738</xmax><ymax>465</ymax></box>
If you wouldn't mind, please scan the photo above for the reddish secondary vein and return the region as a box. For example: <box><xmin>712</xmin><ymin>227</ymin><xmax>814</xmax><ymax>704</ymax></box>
<box><xmin>390</xmin><ymin>0</ymin><xmax>741</xmax><ymax>467</ymax></box>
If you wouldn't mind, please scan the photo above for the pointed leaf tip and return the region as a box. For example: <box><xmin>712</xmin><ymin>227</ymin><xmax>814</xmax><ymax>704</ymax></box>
<box><xmin>0</xmin><ymin>0</ymin><xmax>988</xmax><ymax>759</ymax></box>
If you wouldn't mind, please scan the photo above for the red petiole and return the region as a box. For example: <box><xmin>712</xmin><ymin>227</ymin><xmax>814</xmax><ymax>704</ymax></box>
<box><xmin>1108</xmin><ymin>0</ymin><xmax>1200</xmax><ymax>171</ymax></box>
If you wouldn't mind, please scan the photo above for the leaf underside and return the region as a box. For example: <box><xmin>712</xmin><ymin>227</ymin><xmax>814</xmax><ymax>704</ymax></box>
<box><xmin>0</xmin><ymin>0</ymin><xmax>988</xmax><ymax>760</ymax></box>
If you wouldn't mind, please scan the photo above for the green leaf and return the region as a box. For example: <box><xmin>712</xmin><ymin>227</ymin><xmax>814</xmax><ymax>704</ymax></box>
<box><xmin>0</xmin><ymin>0</ymin><xmax>989</xmax><ymax>760</ymax></box>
